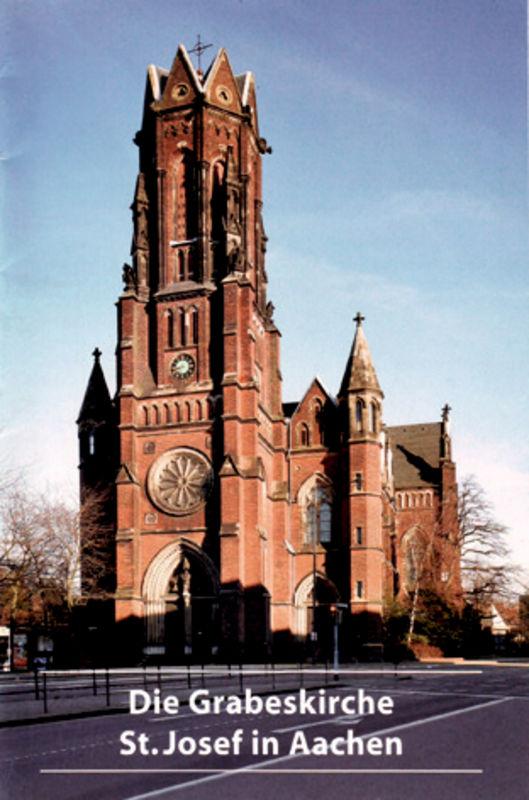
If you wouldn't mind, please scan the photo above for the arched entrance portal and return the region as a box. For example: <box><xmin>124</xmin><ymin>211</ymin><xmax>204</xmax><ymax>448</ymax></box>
<box><xmin>294</xmin><ymin>573</ymin><xmax>340</xmax><ymax>661</ymax></box>
<box><xmin>142</xmin><ymin>541</ymin><xmax>219</xmax><ymax>663</ymax></box>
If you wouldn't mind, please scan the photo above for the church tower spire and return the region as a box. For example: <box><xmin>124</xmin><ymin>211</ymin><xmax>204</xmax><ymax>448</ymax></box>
<box><xmin>340</xmin><ymin>314</ymin><xmax>385</xmax><ymax>651</ymax></box>
<box><xmin>113</xmin><ymin>43</ymin><xmax>285</xmax><ymax>663</ymax></box>
<box><xmin>339</xmin><ymin>312</ymin><xmax>382</xmax><ymax>397</ymax></box>
<box><xmin>77</xmin><ymin>347</ymin><xmax>115</xmax><ymax>487</ymax></box>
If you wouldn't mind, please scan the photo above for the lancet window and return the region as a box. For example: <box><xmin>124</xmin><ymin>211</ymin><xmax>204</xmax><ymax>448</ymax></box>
<box><xmin>300</xmin><ymin>477</ymin><xmax>333</xmax><ymax>545</ymax></box>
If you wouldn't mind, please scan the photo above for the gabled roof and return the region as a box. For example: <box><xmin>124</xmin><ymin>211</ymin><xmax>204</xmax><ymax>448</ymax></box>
<box><xmin>145</xmin><ymin>45</ymin><xmax>257</xmax><ymax>128</ymax></box>
<box><xmin>285</xmin><ymin>376</ymin><xmax>336</xmax><ymax>420</ymax></box>
<box><xmin>154</xmin><ymin>44</ymin><xmax>204</xmax><ymax>111</ymax></box>
<box><xmin>203</xmin><ymin>48</ymin><xmax>243</xmax><ymax>114</ymax></box>
<box><xmin>387</xmin><ymin>422</ymin><xmax>442</xmax><ymax>490</ymax></box>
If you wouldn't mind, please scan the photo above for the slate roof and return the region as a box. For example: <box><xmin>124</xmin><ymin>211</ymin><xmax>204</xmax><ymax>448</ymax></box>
<box><xmin>282</xmin><ymin>402</ymin><xmax>298</xmax><ymax>419</ymax></box>
<box><xmin>386</xmin><ymin>422</ymin><xmax>442</xmax><ymax>490</ymax></box>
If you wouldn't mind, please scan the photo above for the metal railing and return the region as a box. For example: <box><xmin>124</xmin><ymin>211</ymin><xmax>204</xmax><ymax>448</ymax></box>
<box><xmin>23</xmin><ymin>662</ymin><xmax>337</xmax><ymax>714</ymax></box>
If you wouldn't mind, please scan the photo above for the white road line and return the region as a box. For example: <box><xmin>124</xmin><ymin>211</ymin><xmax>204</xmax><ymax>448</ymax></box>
<box><xmin>40</xmin><ymin>767</ymin><xmax>482</xmax><ymax>775</ymax></box>
<box><xmin>41</xmin><ymin>695</ymin><xmax>510</xmax><ymax>798</ymax></box>
<box><xmin>354</xmin><ymin>696</ymin><xmax>511</xmax><ymax>741</ymax></box>
<box><xmin>149</xmin><ymin>712</ymin><xmax>198</xmax><ymax>724</ymax></box>
<box><xmin>272</xmin><ymin>714</ymin><xmax>361</xmax><ymax>733</ymax></box>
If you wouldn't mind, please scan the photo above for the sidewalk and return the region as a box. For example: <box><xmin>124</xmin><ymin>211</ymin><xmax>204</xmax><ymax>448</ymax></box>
<box><xmin>0</xmin><ymin>665</ymin><xmax>352</xmax><ymax>727</ymax></box>
<box><xmin>4</xmin><ymin>659</ymin><xmax>521</xmax><ymax>728</ymax></box>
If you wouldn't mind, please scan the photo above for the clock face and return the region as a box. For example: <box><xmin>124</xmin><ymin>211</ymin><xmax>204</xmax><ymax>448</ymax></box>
<box><xmin>170</xmin><ymin>354</ymin><xmax>195</xmax><ymax>380</ymax></box>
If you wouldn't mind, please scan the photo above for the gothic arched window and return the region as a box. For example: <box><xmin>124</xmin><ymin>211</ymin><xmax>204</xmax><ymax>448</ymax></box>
<box><xmin>300</xmin><ymin>477</ymin><xmax>333</xmax><ymax>545</ymax></box>
<box><xmin>369</xmin><ymin>401</ymin><xmax>377</xmax><ymax>433</ymax></box>
<box><xmin>313</xmin><ymin>399</ymin><xmax>323</xmax><ymax>444</ymax></box>
<box><xmin>179</xmin><ymin>149</ymin><xmax>196</xmax><ymax>241</ymax></box>
<box><xmin>179</xmin><ymin>308</ymin><xmax>186</xmax><ymax>346</ymax></box>
<box><xmin>191</xmin><ymin>307</ymin><xmax>199</xmax><ymax>344</ymax></box>
<box><xmin>355</xmin><ymin>399</ymin><xmax>363</xmax><ymax>431</ymax></box>
<box><xmin>298</xmin><ymin>423</ymin><xmax>310</xmax><ymax>448</ymax></box>
<box><xmin>211</xmin><ymin>161</ymin><xmax>225</xmax><ymax>277</ymax></box>
<box><xmin>167</xmin><ymin>310</ymin><xmax>174</xmax><ymax>349</ymax></box>
<box><xmin>177</xmin><ymin>250</ymin><xmax>186</xmax><ymax>282</ymax></box>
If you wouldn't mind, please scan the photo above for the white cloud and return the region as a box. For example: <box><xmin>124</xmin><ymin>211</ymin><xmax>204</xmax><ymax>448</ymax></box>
<box><xmin>269</xmin><ymin>245</ymin><xmax>441</xmax><ymax>320</ymax></box>
<box><xmin>381</xmin><ymin>190</ymin><xmax>500</xmax><ymax>223</ymax></box>
<box><xmin>266</xmin><ymin>45</ymin><xmax>416</xmax><ymax>118</ymax></box>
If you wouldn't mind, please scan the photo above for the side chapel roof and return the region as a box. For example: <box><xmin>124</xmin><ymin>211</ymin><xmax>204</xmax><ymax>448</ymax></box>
<box><xmin>386</xmin><ymin>422</ymin><xmax>443</xmax><ymax>490</ymax></box>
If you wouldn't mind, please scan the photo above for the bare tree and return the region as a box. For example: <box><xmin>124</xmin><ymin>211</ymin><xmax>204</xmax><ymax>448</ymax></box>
<box><xmin>458</xmin><ymin>474</ymin><xmax>519</xmax><ymax>605</ymax></box>
<box><xmin>0</xmin><ymin>484</ymin><xmax>114</xmax><ymax>625</ymax></box>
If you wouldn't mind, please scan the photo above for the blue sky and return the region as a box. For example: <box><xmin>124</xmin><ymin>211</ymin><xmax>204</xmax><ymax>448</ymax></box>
<box><xmin>2</xmin><ymin>1</ymin><xmax>528</xmax><ymax>575</ymax></box>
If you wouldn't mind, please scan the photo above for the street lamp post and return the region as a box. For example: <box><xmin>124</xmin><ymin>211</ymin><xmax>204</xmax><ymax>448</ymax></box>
<box><xmin>311</xmin><ymin>544</ymin><xmax>317</xmax><ymax>664</ymax></box>
<box><xmin>331</xmin><ymin>603</ymin><xmax>347</xmax><ymax>674</ymax></box>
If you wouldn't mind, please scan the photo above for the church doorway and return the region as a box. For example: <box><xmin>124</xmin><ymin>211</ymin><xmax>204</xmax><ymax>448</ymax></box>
<box><xmin>294</xmin><ymin>573</ymin><xmax>340</xmax><ymax>662</ymax></box>
<box><xmin>142</xmin><ymin>540</ymin><xmax>219</xmax><ymax>664</ymax></box>
<box><xmin>163</xmin><ymin>553</ymin><xmax>218</xmax><ymax>662</ymax></box>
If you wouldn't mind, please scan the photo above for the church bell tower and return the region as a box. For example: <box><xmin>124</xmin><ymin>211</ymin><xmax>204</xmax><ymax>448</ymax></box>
<box><xmin>113</xmin><ymin>44</ymin><xmax>286</xmax><ymax>661</ymax></box>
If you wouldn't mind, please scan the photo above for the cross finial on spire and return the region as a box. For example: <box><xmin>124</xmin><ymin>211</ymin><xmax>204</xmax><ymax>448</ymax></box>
<box><xmin>189</xmin><ymin>34</ymin><xmax>213</xmax><ymax>73</ymax></box>
<box><xmin>92</xmin><ymin>347</ymin><xmax>102</xmax><ymax>362</ymax></box>
<box><xmin>353</xmin><ymin>312</ymin><xmax>365</xmax><ymax>328</ymax></box>
<box><xmin>442</xmin><ymin>403</ymin><xmax>451</xmax><ymax>422</ymax></box>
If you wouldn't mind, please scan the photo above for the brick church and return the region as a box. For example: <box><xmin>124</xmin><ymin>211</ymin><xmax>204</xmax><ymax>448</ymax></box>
<box><xmin>78</xmin><ymin>44</ymin><xmax>460</xmax><ymax>662</ymax></box>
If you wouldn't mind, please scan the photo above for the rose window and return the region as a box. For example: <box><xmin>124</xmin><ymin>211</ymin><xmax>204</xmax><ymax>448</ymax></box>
<box><xmin>147</xmin><ymin>448</ymin><xmax>213</xmax><ymax>516</ymax></box>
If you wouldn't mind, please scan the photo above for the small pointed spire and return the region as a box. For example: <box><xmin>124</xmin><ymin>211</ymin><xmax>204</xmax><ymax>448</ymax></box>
<box><xmin>339</xmin><ymin>314</ymin><xmax>382</xmax><ymax>396</ymax></box>
<box><xmin>77</xmin><ymin>351</ymin><xmax>113</xmax><ymax>423</ymax></box>
<box><xmin>441</xmin><ymin>403</ymin><xmax>452</xmax><ymax>459</ymax></box>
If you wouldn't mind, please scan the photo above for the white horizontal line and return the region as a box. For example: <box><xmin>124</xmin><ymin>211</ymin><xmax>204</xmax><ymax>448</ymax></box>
<box><xmin>273</xmin><ymin>714</ymin><xmax>361</xmax><ymax>733</ymax></box>
<box><xmin>38</xmin><ymin>667</ymin><xmax>485</xmax><ymax>677</ymax></box>
<box><xmin>41</xmin><ymin>768</ymin><xmax>482</xmax><ymax>775</ymax></box>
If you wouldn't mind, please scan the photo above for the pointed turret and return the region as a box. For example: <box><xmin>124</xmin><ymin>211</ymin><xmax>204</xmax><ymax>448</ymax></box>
<box><xmin>77</xmin><ymin>348</ymin><xmax>116</xmax><ymax>490</ymax></box>
<box><xmin>77</xmin><ymin>349</ymin><xmax>117</xmax><ymax>602</ymax></box>
<box><xmin>77</xmin><ymin>348</ymin><xmax>113</xmax><ymax>425</ymax></box>
<box><xmin>340</xmin><ymin>314</ymin><xmax>385</xmax><ymax>652</ymax></box>
<box><xmin>441</xmin><ymin>403</ymin><xmax>452</xmax><ymax>462</ymax></box>
<box><xmin>339</xmin><ymin>313</ymin><xmax>382</xmax><ymax>397</ymax></box>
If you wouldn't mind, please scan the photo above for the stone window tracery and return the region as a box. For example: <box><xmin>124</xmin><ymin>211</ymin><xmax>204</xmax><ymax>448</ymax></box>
<box><xmin>147</xmin><ymin>447</ymin><xmax>213</xmax><ymax>516</ymax></box>
<box><xmin>299</xmin><ymin>476</ymin><xmax>333</xmax><ymax>545</ymax></box>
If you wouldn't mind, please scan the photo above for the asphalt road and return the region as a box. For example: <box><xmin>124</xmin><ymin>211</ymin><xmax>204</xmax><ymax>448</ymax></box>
<box><xmin>1</xmin><ymin>666</ymin><xmax>528</xmax><ymax>800</ymax></box>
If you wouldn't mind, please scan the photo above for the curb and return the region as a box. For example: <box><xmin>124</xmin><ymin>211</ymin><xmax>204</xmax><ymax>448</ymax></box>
<box><xmin>0</xmin><ymin>680</ymin><xmax>344</xmax><ymax>729</ymax></box>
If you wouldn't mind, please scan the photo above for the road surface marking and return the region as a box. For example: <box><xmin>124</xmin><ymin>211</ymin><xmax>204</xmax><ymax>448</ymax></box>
<box><xmin>41</xmin><ymin>696</ymin><xmax>510</xmax><ymax>798</ymax></box>
<box><xmin>273</xmin><ymin>714</ymin><xmax>361</xmax><ymax>733</ymax></box>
